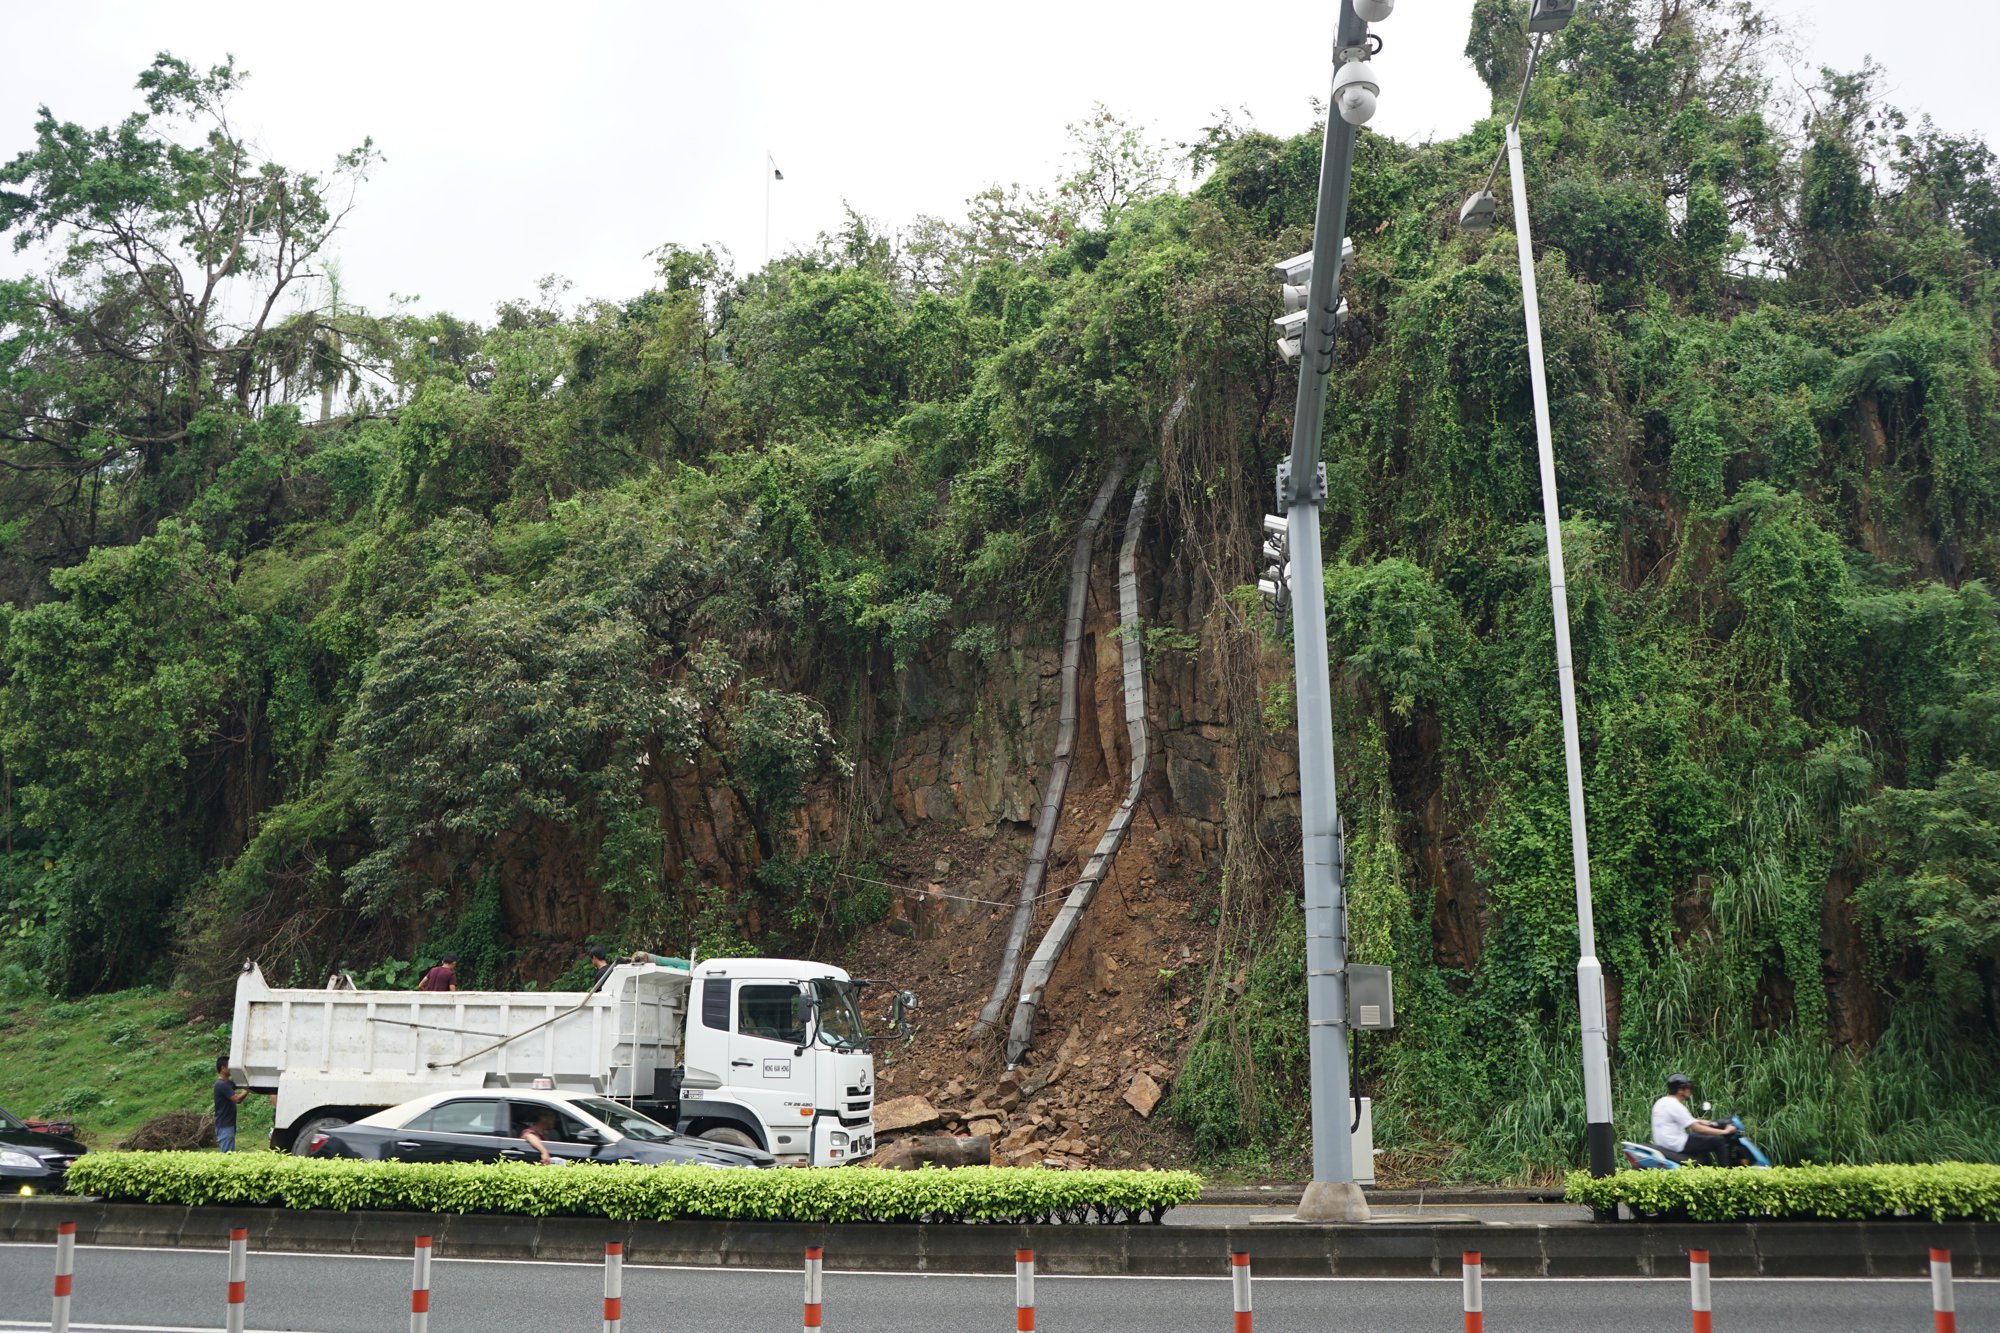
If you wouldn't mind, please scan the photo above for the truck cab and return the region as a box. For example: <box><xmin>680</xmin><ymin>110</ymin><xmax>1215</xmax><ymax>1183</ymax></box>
<box><xmin>676</xmin><ymin>958</ymin><xmax>876</xmax><ymax>1165</ymax></box>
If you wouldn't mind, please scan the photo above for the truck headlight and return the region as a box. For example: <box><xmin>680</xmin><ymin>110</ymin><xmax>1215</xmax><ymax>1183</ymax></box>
<box><xmin>0</xmin><ymin>1149</ymin><xmax>40</xmax><ymax>1170</ymax></box>
<box><xmin>827</xmin><ymin>1131</ymin><xmax>849</xmax><ymax>1151</ymax></box>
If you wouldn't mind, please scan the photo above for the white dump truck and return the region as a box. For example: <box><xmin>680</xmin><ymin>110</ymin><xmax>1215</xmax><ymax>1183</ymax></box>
<box><xmin>230</xmin><ymin>955</ymin><xmax>888</xmax><ymax>1166</ymax></box>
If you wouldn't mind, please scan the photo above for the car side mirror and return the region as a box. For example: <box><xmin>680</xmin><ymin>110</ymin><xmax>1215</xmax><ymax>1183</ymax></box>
<box><xmin>577</xmin><ymin>1127</ymin><xmax>608</xmax><ymax>1145</ymax></box>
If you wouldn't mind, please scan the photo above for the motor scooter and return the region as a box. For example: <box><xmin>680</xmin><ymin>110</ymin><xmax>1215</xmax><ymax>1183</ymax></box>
<box><xmin>1618</xmin><ymin>1102</ymin><xmax>1771</xmax><ymax>1170</ymax></box>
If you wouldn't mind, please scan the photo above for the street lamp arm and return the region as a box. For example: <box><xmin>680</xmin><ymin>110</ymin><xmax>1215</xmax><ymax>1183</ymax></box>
<box><xmin>1479</xmin><ymin>32</ymin><xmax>1546</xmax><ymax>198</ymax></box>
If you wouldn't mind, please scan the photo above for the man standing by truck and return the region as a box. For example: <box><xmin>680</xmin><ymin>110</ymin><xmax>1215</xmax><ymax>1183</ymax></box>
<box><xmin>213</xmin><ymin>1056</ymin><xmax>250</xmax><ymax>1152</ymax></box>
<box><xmin>417</xmin><ymin>953</ymin><xmax>458</xmax><ymax>992</ymax></box>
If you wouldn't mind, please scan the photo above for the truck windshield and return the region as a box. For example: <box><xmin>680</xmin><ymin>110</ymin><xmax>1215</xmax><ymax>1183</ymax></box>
<box><xmin>571</xmin><ymin>1097</ymin><xmax>676</xmax><ymax>1143</ymax></box>
<box><xmin>812</xmin><ymin>980</ymin><xmax>867</xmax><ymax>1051</ymax></box>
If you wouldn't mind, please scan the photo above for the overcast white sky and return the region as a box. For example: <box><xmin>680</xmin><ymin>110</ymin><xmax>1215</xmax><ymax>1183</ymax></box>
<box><xmin>5</xmin><ymin>1</ymin><xmax>1996</xmax><ymax>321</ymax></box>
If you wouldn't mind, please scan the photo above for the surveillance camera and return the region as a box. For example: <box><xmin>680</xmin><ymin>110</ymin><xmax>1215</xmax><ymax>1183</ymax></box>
<box><xmin>1354</xmin><ymin>0</ymin><xmax>1395</xmax><ymax>20</ymax></box>
<box><xmin>1333</xmin><ymin>60</ymin><xmax>1380</xmax><ymax>126</ymax></box>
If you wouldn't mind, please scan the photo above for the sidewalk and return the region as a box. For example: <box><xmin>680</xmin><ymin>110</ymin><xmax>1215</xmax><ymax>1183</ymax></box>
<box><xmin>1169</xmin><ymin>1200</ymin><xmax>1592</xmax><ymax>1227</ymax></box>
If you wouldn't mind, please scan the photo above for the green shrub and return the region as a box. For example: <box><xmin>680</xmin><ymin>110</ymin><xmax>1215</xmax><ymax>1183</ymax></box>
<box><xmin>67</xmin><ymin>1153</ymin><xmax>1204</xmax><ymax>1224</ymax></box>
<box><xmin>39</xmin><ymin>1087</ymin><xmax>108</xmax><ymax>1118</ymax></box>
<box><xmin>1564</xmin><ymin>1163</ymin><xmax>2000</xmax><ymax>1222</ymax></box>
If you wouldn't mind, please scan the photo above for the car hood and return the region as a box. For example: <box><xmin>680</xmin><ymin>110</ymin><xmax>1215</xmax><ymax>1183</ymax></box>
<box><xmin>0</xmin><ymin>1128</ymin><xmax>86</xmax><ymax>1158</ymax></box>
<box><xmin>622</xmin><ymin>1138</ymin><xmax>776</xmax><ymax>1168</ymax></box>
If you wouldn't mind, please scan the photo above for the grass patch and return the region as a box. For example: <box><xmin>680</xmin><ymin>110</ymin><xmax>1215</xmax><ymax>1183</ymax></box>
<box><xmin>1564</xmin><ymin>1163</ymin><xmax>2000</xmax><ymax>1222</ymax></box>
<box><xmin>0</xmin><ymin>988</ymin><xmax>273</xmax><ymax>1149</ymax></box>
<box><xmin>69</xmin><ymin>1153</ymin><xmax>1205</xmax><ymax>1224</ymax></box>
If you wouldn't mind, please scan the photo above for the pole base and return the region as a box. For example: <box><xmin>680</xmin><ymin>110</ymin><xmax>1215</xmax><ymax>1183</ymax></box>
<box><xmin>1587</xmin><ymin>1120</ymin><xmax>1617</xmax><ymax>1178</ymax></box>
<box><xmin>1295</xmin><ymin>1180</ymin><xmax>1370</xmax><ymax>1223</ymax></box>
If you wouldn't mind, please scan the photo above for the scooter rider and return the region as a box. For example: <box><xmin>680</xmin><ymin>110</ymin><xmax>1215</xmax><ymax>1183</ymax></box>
<box><xmin>1651</xmin><ymin>1073</ymin><xmax>1740</xmax><ymax>1165</ymax></box>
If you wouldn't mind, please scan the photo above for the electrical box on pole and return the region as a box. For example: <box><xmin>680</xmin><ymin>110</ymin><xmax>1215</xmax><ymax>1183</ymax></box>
<box><xmin>1346</xmin><ymin>965</ymin><xmax>1395</xmax><ymax>1030</ymax></box>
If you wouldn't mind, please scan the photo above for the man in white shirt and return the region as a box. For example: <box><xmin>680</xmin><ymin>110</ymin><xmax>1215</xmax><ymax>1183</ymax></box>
<box><xmin>1650</xmin><ymin>1073</ymin><xmax>1737</xmax><ymax>1165</ymax></box>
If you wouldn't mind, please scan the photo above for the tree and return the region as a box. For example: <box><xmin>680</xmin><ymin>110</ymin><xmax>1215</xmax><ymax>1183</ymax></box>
<box><xmin>0</xmin><ymin>54</ymin><xmax>379</xmax><ymax>544</ymax></box>
<box><xmin>0</xmin><ymin>520</ymin><xmax>255</xmax><ymax>988</ymax></box>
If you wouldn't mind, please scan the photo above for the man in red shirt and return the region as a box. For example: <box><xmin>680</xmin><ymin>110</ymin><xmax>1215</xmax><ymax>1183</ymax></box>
<box><xmin>417</xmin><ymin>953</ymin><xmax>458</xmax><ymax>992</ymax></box>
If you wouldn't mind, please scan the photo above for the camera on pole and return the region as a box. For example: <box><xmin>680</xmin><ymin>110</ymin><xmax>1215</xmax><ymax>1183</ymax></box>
<box><xmin>1270</xmin><ymin>240</ymin><xmax>1354</xmax><ymax>365</ymax></box>
<box><xmin>1257</xmin><ymin>515</ymin><xmax>1290</xmax><ymax>613</ymax></box>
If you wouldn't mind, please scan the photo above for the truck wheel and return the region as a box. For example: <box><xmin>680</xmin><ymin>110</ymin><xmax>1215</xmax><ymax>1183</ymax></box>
<box><xmin>291</xmin><ymin>1114</ymin><xmax>347</xmax><ymax>1157</ymax></box>
<box><xmin>698</xmin><ymin>1126</ymin><xmax>760</xmax><ymax>1150</ymax></box>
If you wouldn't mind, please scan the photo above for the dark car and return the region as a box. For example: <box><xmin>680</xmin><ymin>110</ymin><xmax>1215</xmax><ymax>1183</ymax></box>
<box><xmin>309</xmin><ymin>1090</ymin><xmax>775</xmax><ymax>1168</ymax></box>
<box><xmin>1</xmin><ymin>1103</ymin><xmax>86</xmax><ymax>1194</ymax></box>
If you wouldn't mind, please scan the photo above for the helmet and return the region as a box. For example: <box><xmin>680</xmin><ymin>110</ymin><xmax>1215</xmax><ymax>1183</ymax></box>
<box><xmin>1666</xmin><ymin>1073</ymin><xmax>1693</xmax><ymax>1092</ymax></box>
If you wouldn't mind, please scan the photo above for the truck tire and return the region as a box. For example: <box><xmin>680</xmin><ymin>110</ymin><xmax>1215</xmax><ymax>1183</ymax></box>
<box><xmin>697</xmin><ymin>1126</ymin><xmax>760</xmax><ymax>1150</ymax></box>
<box><xmin>291</xmin><ymin>1113</ymin><xmax>348</xmax><ymax>1157</ymax></box>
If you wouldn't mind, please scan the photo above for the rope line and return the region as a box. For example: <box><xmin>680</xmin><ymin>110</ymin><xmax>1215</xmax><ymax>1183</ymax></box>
<box><xmin>836</xmin><ymin>869</ymin><xmax>1083</xmax><ymax>911</ymax></box>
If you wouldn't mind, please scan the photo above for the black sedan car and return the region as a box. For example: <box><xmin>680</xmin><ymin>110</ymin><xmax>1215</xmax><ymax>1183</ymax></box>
<box><xmin>308</xmin><ymin>1090</ymin><xmax>775</xmax><ymax>1168</ymax></box>
<box><xmin>0</xmin><ymin>1103</ymin><xmax>86</xmax><ymax>1193</ymax></box>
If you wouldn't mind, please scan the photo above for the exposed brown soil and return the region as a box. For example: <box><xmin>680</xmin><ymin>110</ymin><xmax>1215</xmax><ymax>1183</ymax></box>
<box><xmin>846</xmin><ymin>783</ymin><xmax>1217</xmax><ymax>1171</ymax></box>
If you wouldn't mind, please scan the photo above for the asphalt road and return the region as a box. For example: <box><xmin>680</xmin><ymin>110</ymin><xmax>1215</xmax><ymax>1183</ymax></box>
<box><xmin>2</xmin><ymin>1244</ymin><xmax>1992</xmax><ymax>1332</ymax></box>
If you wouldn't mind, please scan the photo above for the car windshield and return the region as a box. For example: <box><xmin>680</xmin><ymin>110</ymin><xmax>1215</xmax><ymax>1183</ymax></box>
<box><xmin>0</xmin><ymin>1105</ymin><xmax>24</xmax><ymax>1130</ymax></box>
<box><xmin>569</xmin><ymin>1097</ymin><xmax>676</xmax><ymax>1143</ymax></box>
<box><xmin>813</xmin><ymin>979</ymin><xmax>866</xmax><ymax>1051</ymax></box>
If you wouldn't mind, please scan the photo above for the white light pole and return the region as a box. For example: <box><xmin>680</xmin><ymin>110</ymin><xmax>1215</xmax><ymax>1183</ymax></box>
<box><xmin>765</xmin><ymin>152</ymin><xmax>784</xmax><ymax>265</ymax></box>
<box><xmin>1460</xmin><ymin>11</ymin><xmax>1618</xmax><ymax>1178</ymax></box>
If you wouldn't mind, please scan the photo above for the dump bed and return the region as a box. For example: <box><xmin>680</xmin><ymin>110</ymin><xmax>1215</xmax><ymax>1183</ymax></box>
<box><xmin>230</xmin><ymin>963</ymin><xmax>687</xmax><ymax>1112</ymax></box>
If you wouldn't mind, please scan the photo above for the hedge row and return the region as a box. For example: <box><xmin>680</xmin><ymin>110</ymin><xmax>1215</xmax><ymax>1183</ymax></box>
<box><xmin>1564</xmin><ymin>1163</ymin><xmax>2000</xmax><ymax>1222</ymax></box>
<box><xmin>65</xmin><ymin>1153</ymin><xmax>1203</xmax><ymax>1224</ymax></box>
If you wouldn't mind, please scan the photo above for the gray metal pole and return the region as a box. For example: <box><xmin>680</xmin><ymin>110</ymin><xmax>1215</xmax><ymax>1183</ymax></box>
<box><xmin>1289</xmin><ymin>495</ymin><xmax>1357</xmax><ymax>1195</ymax></box>
<box><xmin>1505</xmin><ymin>122</ymin><xmax>1617</xmax><ymax>1176</ymax></box>
<box><xmin>1284</xmin><ymin>0</ymin><xmax>1371</xmax><ymax>1224</ymax></box>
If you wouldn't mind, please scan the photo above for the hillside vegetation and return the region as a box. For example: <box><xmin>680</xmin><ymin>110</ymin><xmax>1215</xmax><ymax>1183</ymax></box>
<box><xmin>2</xmin><ymin>2</ymin><xmax>1998</xmax><ymax>1177</ymax></box>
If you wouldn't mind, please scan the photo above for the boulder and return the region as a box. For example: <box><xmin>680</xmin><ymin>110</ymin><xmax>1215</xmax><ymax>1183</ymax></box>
<box><xmin>873</xmin><ymin>1095</ymin><xmax>943</xmax><ymax>1135</ymax></box>
<box><xmin>873</xmin><ymin>1133</ymin><xmax>992</xmax><ymax>1170</ymax></box>
<box><xmin>998</xmin><ymin>1123</ymin><xmax>1040</xmax><ymax>1153</ymax></box>
<box><xmin>967</xmin><ymin>1117</ymin><xmax>1004</xmax><ymax>1138</ymax></box>
<box><xmin>1123</xmin><ymin>1071</ymin><xmax>1164</xmax><ymax>1119</ymax></box>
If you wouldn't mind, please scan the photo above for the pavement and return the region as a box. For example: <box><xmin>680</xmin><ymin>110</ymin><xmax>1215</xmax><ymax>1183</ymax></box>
<box><xmin>1166</xmin><ymin>1201</ymin><xmax>1594</xmax><ymax>1227</ymax></box>
<box><xmin>2</xmin><ymin>1243</ymin><xmax>1993</xmax><ymax>1331</ymax></box>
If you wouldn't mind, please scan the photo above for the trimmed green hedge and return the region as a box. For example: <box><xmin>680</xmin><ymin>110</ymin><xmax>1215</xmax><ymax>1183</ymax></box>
<box><xmin>1565</xmin><ymin>1163</ymin><xmax>2000</xmax><ymax>1222</ymax></box>
<box><xmin>65</xmin><ymin>1153</ymin><xmax>1202</xmax><ymax>1224</ymax></box>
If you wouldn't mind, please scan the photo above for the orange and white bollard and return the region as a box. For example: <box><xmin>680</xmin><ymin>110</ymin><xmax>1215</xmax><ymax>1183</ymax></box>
<box><xmin>1462</xmin><ymin>1250</ymin><xmax>1483</xmax><ymax>1333</ymax></box>
<box><xmin>225</xmin><ymin>1226</ymin><xmax>249</xmax><ymax>1333</ymax></box>
<box><xmin>1931</xmin><ymin>1248</ymin><xmax>1956</xmax><ymax>1333</ymax></box>
<box><xmin>50</xmin><ymin>1220</ymin><xmax>76</xmax><ymax>1333</ymax></box>
<box><xmin>1230</xmin><ymin>1251</ymin><xmax>1253</xmax><ymax>1332</ymax></box>
<box><xmin>603</xmin><ymin>1240</ymin><xmax>623</xmax><ymax>1332</ymax></box>
<box><xmin>410</xmin><ymin>1234</ymin><xmax>433</xmax><ymax>1333</ymax></box>
<box><xmin>1016</xmin><ymin>1248</ymin><xmax>1036</xmax><ymax>1332</ymax></box>
<box><xmin>1688</xmin><ymin>1248</ymin><xmax>1712</xmax><ymax>1333</ymax></box>
<box><xmin>803</xmin><ymin>1244</ymin><xmax>823</xmax><ymax>1333</ymax></box>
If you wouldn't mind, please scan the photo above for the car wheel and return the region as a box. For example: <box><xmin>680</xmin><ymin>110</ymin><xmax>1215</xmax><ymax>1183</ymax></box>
<box><xmin>291</xmin><ymin>1114</ymin><xmax>347</xmax><ymax>1157</ymax></box>
<box><xmin>698</xmin><ymin>1126</ymin><xmax>760</xmax><ymax>1150</ymax></box>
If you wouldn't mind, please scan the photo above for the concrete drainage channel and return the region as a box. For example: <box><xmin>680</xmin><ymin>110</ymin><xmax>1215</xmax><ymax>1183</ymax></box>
<box><xmin>3</xmin><ymin>1199</ymin><xmax>1994</xmax><ymax>1280</ymax></box>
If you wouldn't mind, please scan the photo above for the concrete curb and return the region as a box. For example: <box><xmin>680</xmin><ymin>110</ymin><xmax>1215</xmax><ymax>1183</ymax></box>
<box><xmin>2</xmin><ymin>1199</ymin><xmax>1990</xmax><ymax>1278</ymax></box>
<box><xmin>1198</xmin><ymin>1188</ymin><xmax>1562</xmax><ymax>1207</ymax></box>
